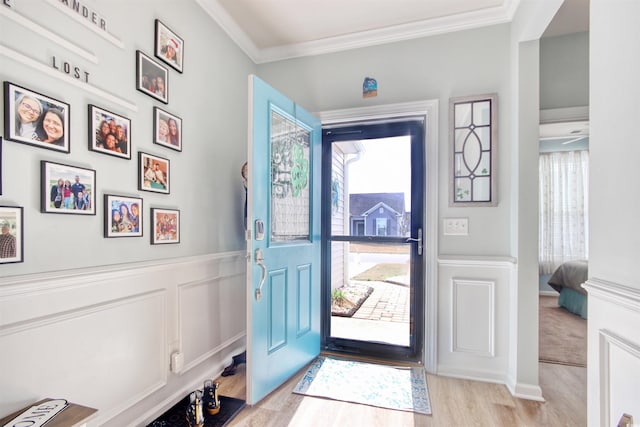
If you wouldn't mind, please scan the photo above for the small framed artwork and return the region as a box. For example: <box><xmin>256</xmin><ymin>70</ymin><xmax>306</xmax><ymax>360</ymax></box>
<box><xmin>153</xmin><ymin>107</ymin><xmax>182</xmax><ymax>151</ymax></box>
<box><xmin>151</xmin><ymin>208</ymin><xmax>180</xmax><ymax>244</ymax></box>
<box><xmin>154</xmin><ymin>19</ymin><xmax>184</xmax><ymax>73</ymax></box>
<box><xmin>139</xmin><ymin>152</ymin><xmax>170</xmax><ymax>194</ymax></box>
<box><xmin>0</xmin><ymin>206</ymin><xmax>24</xmax><ymax>264</ymax></box>
<box><xmin>136</xmin><ymin>51</ymin><xmax>168</xmax><ymax>104</ymax></box>
<box><xmin>41</xmin><ymin>161</ymin><xmax>96</xmax><ymax>215</ymax></box>
<box><xmin>88</xmin><ymin>104</ymin><xmax>131</xmax><ymax>159</ymax></box>
<box><xmin>104</xmin><ymin>194</ymin><xmax>143</xmax><ymax>237</ymax></box>
<box><xmin>4</xmin><ymin>81</ymin><xmax>70</xmax><ymax>153</ymax></box>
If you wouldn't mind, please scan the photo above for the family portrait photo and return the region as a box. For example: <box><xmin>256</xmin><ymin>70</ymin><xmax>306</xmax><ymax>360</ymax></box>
<box><xmin>155</xmin><ymin>19</ymin><xmax>184</xmax><ymax>73</ymax></box>
<box><xmin>136</xmin><ymin>51</ymin><xmax>169</xmax><ymax>104</ymax></box>
<box><xmin>104</xmin><ymin>194</ymin><xmax>143</xmax><ymax>238</ymax></box>
<box><xmin>154</xmin><ymin>107</ymin><xmax>182</xmax><ymax>151</ymax></box>
<box><xmin>41</xmin><ymin>161</ymin><xmax>96</xmax><ymax>215</ymax></box>
<box><xmin>151</xmin><ymin>208</ymin><xmax>180</xmax><ymax>244</ymax></box>
<box><xmin>89</xmin><ymin>104</ymin><xmax>131</xmax><ymax>159</ymax></box>
<box><xmin>4</xmin><ymin>82</ymin><xmax>70</xmax><ymax>153</ymax></box>
<box><xmin>139</xmin><ymin>152</ymin><xmax>170</xmax><ymax>194</ymax></box>
<box><xmin>0</xmin><ymin>206</ymin><xmax>23</xmax><ymax>264</ymax></box>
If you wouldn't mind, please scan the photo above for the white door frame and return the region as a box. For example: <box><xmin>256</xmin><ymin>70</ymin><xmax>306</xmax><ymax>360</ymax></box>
<box><xmin>318</xmin><ymin>100</ymin><xmax>439</xmax><ymax>372</ymax></box>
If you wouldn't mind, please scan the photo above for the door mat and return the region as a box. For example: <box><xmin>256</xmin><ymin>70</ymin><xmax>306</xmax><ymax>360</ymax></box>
<box><xmin>147</xmin><ymin>395</ymin><xmax>245</xmax><ymax>427</ymax></box>
<box><xmin>293</xmin><ymin>356</ymin><xmax>431</xmax><ymax>415</ymax></box>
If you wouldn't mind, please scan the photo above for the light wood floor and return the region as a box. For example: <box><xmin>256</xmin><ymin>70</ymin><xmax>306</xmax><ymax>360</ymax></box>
<box><xmin>214</xmin><ymin>359</ymin><xmax>586</xmax><ymax>427</ymax></box>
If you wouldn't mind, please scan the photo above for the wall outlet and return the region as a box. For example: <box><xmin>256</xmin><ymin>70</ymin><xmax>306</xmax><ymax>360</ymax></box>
<box><xmin>444</xmin><ymin>218</ymin><xmax>468</xmax><ymax>236</ymax></box>
<box><xmin>170</xmin><ymin>351</ymin><xmax>184</xmax><ymax>373</ymax></box>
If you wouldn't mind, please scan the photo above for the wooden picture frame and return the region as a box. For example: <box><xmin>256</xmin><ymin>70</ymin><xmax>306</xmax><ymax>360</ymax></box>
<box><xmin>139</xmin><ymin>152</ymin><xmax>170</xmax><ymax>194</ymax></box>
<box><xmin>151</xmin><ymin>208</ymin><xmax>180</xmax><ymax>244</ymax></box>
<box><xmin>104</xmin><ymin>194</ymin><xmax>143</xmax><ymax>237</ymax></box>
<box><xmin>88</xmin><ymin>104</ymin><xmax>131</xmax><ymax>159</ymax></box>
<box><xmin>41</xmin><ymin>161</ymin><xmax>96</xmax><ymax>215</ymax></box>
<box><xmin>154</xmin><ymin>19</ymin><xmax>184</xmax><ymax>73</ymax></box>
<box><xmin>136</xmin><ymin>51</ymin><xmax>168</xmax><ymax>104</ymax></box>
<box><xmin>4</xmin><ymin>81</ymin><xmax>70</xmax><ymax>153</ymax></box>
<box><xmin>153</xmin><ymin>107</ymin><xmax>182</xmax><ymax>151</ymax></box>
<box><xmin>0</xmin><ymin>205</ymin><xmax>24</xmax><ymax>264</ymax></box>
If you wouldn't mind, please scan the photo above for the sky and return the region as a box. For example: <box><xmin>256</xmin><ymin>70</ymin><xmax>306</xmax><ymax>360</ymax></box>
<box><xmin>347</xmin><ymin>136</ymin><xmax>412</xmax><ymax>210</ymax></box>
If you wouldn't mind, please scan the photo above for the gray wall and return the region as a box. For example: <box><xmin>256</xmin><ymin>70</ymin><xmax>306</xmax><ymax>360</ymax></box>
<box><xmin>590</xmin><ymin>3</ymin><xmax>639</xmax><ymax>290</ymax></box>
<box><xmin>540</xmin><ymin>32</ymin><xmax>589</xmax><ymax>110</ymax></box>
<box><xmin>257</xmin><ymin>24</ymin><xmax>514</xmax><ymax>257</ymax></box>
<box><xmin>0</xmin><ymin>0</ymin><xmax>255</xmax><ymax>276</ymax></box>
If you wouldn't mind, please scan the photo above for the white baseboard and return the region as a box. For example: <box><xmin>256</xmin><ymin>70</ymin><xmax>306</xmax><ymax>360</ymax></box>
<box><xmin>539</xmin><ymin>290</ymin><xmax>558</xmax><ymax>297</ymax></box>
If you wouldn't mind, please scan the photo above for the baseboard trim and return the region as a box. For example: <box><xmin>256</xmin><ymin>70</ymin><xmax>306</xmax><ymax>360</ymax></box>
<box><xmin>507</xmin><ymin>381</ymin><xmax>545</xmax><ymax>402</ymax></box>
<box><xmin>539</xmin><ymin>290</ymin><xmax>558</xmax><ymax>297</ymax></box>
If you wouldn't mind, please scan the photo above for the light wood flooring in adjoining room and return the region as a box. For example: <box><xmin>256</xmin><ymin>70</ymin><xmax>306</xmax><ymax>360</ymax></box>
<box><xmin>214</xmin><ymin>360</ymin><xmax>586</xmax><ymax>427</ymax></box>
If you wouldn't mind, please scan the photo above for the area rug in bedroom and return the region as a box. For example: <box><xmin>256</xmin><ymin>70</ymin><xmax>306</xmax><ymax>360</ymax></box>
<box><xmin>539</xmin><ymin>295</ymin><xmax>587</xmax><ymax>367</ymax></box>
<box><xmin>292</xmin><ymin>356</ymin><xmax>431</xmax><ymax>415</ymax></box>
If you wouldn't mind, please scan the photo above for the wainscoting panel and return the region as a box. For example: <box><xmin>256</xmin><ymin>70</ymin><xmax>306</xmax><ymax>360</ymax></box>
<box><xmin>0</xmin><ymin>252</ymin><xmax>247</xmax><ymax>427</ymax></box>
<box><xmin>584</xmin><ymin>279</ymin><xmax>640</xmax><ymax>427</ymax></box>
<box><xmin>437</xmin><ymin>257</ymin><xmax>515</xmax><ymax>385</ymax></box>
<box><xmin>452</xmin><ymin>279</ymin><xmax>495</xmax><ymax>356</ymax></box>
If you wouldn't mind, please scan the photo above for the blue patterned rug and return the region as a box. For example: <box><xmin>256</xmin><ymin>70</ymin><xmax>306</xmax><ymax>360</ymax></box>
<box><xmin>292</xmin><ymin>356</ymin><xmax>431</xmax><ymax>415</ymax></box>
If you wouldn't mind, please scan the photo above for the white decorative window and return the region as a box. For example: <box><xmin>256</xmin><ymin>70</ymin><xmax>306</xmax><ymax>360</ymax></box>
<box><xmin>449</xmin><ymin>94</ymin><xmax>498</xmax><ymax>206</ymax></box>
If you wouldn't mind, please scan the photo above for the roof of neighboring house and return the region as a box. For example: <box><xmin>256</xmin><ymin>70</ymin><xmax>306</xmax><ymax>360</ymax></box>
<box><xmin>350</xmin><ymin>193</ymin><xmax>405</xmax><ymax>217</ymax></box>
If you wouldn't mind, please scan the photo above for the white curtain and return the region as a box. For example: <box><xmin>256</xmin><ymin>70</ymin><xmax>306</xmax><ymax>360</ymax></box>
<box><xmin>539</xmin><ymin>150</ymin><xmax>589</xmax><ymax>274</ymax></box>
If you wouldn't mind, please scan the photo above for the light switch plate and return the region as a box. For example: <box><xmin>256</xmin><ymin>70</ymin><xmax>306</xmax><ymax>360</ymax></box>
<box><xmin>444</xmin><ymin>218</ymin><xmax>468</xmax><ymax>236</ymax></box>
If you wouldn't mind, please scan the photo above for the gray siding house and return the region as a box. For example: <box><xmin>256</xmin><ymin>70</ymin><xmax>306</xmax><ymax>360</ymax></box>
<box><xmin>349</xmin><ymin>193</ymin><xmax>408</xmax><ymax>237</ymax></box>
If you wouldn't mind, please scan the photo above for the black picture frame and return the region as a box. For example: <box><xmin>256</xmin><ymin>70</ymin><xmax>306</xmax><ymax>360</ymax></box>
<box><xmin>154</xmin><ymin>19</ymin><xmax>184</xmax><ymax>73</ymax></box>
<box><xmin>88</xmin><ymin>104</ymin><xmax>132</xmax><ymax>159</ymax></box>
<box><xmin>151</xmin><ymin>208</ymin><xmax>180</xmax><ymax>244</ymax></box>
<box><xmin>104</xmin><ymin>194</ymin><xmax>143</xmax><ymax>238</ymax></box>
<box><xmin>41</xmin><ymin>161</ymin><xmax>96</xmax><ymax>215</ymax></box>
<box><xmin>153</xmin><ymin>107</ymin><xmax>182</xmax><ymax>151</ymax></box>
<box><xmin>4</xmin><ymin>81</ymin><xmax>70</xmax><ymax>153</ymax></box>
<box><xmin>139</xmin><ymin>152</ymin><xmax>170</xmax><ymax>194</ymax></box>
<box><xmin>0</xmin><ymin>205</ymin><xmax>24</xmax><ymax>264</ymax></box>
<box><xmin>136</xmin><ymin>51</ymin><xmax>169</xmax><ymax>104</ymax></box>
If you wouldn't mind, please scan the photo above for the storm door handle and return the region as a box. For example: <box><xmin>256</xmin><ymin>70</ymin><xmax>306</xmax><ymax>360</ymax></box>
<box><xmin>406</xmin><ymin>228</ymin><xmax>423</xmax><ymax>255</ymax></box>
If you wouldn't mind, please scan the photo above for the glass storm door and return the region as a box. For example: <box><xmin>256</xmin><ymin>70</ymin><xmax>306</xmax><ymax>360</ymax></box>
<box><xmin>246</xmin><ymin>75</ymin><xmax>321</xmax><ymax>404</ymax></box>
<box><xmin>322</xmin><ymin>119</ymin><xmax>425</xmax><ymax>361</ymax></box>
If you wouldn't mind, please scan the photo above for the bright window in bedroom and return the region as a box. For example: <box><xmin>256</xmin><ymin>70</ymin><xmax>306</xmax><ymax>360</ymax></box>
<box><xmin>538</xmin><ymin>149</ymin><xmax>589</xmax><ymax>274</ymax></box>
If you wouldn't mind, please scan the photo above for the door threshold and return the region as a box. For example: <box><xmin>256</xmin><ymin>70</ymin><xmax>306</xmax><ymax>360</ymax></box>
<box><xmin>320</xmin><ymin>350</ymin><xmax>423</xmax><ymax>367</ymax></box>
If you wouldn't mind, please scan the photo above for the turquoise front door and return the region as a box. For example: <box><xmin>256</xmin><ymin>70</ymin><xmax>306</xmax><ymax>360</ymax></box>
<box><xmin>246</xmin><ymin>75</ymin><xmax>321</xmax><ymax>404</ymax></box>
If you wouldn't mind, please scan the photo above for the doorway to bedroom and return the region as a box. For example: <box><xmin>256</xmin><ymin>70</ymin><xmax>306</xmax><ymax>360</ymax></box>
<box><xmin>321</xmin><ymin>118</ymin><xmax>425</xmax><ymax>361</ymax></box>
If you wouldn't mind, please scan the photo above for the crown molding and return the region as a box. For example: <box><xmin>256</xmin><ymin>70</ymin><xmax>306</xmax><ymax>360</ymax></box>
<box><xmin>197</xmin><ymin>0</ymin><xmax>520</xmax><ymax>64</ymax></box>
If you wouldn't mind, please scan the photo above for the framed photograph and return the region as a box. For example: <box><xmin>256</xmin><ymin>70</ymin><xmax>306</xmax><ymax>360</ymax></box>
<box><xmin>104</xmin><ymin>194</ymin><xmax>143</xmax><ymax>238</ymax></box>
<box><xmin>151</xmin><ymin>208</ymin><xmax>180</xmax><ymax>244</ymax></box>
<box><xmin>136</xmin><ymin>51</ymin><xmax>168</xmax><ymax>104</ymax></box>
<box><xmin>41</xmin><ymin>161</ymin><xmax>96</xmax><ymax>215</ymax></box>
<box><xmin>88</xmin><ymin>104</ymin><xmax>131</xmax><ymax>159</ymax></box>
<box><xmin>0</xmin><ymin>206</ymin><xmax>24</xmax><ymax>264</ymax></box>
<box><xmin>139</xmin><ymin>152</ymin><xmax>170</xmax><ymax>194</ymax></box>
<box><xmin>4</xmin><ymin>81</ymin><xmax>70</xmax><ymax>153</ymax></box>
<box><xmin>154</xmin><ymin>19</ymin><xmax>184</xmax><ymax>73</ymax></box>
<box><xmin>154</xmin><ymin>107</ymin><xmax>182</xmax><ymax>151</ymax></box>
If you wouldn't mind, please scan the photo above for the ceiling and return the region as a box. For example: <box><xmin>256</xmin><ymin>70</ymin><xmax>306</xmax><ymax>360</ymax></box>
<box><xmin>196</xmin><ymin>0</ymin><xmax>588</xmax><ymax>63</ymax></box>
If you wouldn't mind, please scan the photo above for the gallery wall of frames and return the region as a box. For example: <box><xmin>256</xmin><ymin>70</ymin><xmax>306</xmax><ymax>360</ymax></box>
<box><xmin>0</xmin><ymin>0</ymin><xmax>252</xmax><ymax>273</ymax></box>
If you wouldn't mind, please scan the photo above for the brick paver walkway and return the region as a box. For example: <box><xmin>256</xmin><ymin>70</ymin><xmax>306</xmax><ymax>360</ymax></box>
<box><xmin>351</xmin><ymin>281</ymin><xmax>410</xmax><ymax>323</ymax></box>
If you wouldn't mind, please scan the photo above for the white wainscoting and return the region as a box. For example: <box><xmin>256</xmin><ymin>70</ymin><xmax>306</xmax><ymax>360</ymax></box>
<box><xmin>584</xmin><ymin>279</ymin><xmax>640</xmax><ymax>427</ymax></box>
<box><xmin>437</xmin><ymin>256</ymin><xmax>515</xmax><ymax>385</ymax></box>
<box><xmin>0</xmin><ymin>252</ymin><xmax>247</xmax><ymax>427</ymax></box>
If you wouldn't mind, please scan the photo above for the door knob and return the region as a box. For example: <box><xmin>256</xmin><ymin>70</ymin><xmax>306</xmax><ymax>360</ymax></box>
<box><xmin>255</xmin><ymin>248</ymin><xmax>267</xmax><ymax>301</ymax></box>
